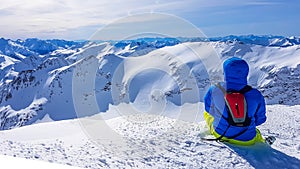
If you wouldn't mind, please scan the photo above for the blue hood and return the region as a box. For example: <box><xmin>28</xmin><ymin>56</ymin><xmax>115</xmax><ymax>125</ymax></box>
<box><xmin>223</xmin><ymin>57</ymin><xmax>249</xmax><ymax>90</ymax></box>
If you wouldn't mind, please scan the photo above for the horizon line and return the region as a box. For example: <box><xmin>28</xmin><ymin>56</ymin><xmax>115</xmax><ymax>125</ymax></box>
<box><xmin>0</xmin><ymin>34</ymin><xmax>297</xmax><ymax>42</ymax></box>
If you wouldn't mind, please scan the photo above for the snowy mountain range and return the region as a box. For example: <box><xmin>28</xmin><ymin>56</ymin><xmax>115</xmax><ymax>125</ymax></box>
<box><xmin>0</xmin><ymin>35</ymin><xmax>300</xmax><ymax>169</ymax></box>
<box><xmin>0</xmin><ymin>35</ymin><xmax>300</xmax><ymax>130</ymax></box>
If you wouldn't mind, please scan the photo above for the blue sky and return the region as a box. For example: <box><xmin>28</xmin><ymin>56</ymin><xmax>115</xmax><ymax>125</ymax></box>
<box><xmin>0</xmin><ymin>0</ymin><xmax>299</xmax><ymax>40</ymax></box>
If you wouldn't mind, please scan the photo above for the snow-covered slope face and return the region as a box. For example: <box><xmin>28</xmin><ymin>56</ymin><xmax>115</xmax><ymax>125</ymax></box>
<box><xmin>0</xmin><ymin>36</ymin><xmax>300</xmax><ymax>130</ymax></box>
<box><xmin>0</xmin><ymin>104</ymin><xmax>299</xmax><ymax>169</ymax></box>
<box><xmin>212</xmin><ymin>41</ymin><xmax>300</xmax><ymax>105</ymax></box>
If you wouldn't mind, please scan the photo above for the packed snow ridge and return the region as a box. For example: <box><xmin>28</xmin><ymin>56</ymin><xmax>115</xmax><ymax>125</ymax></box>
<box><xmin>0</xmin><ymin>104</ymin><xmax>299</xmax><ymax>168</ymax></box>
<box><xmin>0</xmin><ymin>35</ymin><xmax>300</xmax><ymax>130</ymax></box>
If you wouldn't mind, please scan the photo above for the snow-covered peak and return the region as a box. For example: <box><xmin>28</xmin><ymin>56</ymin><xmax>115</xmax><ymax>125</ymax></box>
<box><xmin>0</xmin><ymin>35</ymin><xmax>300</xmax><ymax>130</ymax></box>
<box><xmin>208</xmin><ymin>35</ymin><xmax>300</xmax><ymax>47</ymax></box>
<box><xmin>0</xmin><ymin>38</ymin><xmax>86</xmax><ymax>60</ymax></box>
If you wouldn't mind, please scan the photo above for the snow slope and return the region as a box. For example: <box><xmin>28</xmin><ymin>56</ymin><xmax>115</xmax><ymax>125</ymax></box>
<box><xmin>0</xmin><ymin>104</ymin><xmax>299</xmax><ymax>169</ymax></box>
<box><xmin>0</xmin><ymin>155</ymin><xmax>82</xmax><ymax>169</ymax></box>
<box><xmin>0</xmin><ymin>35</ymin><xmax>300</xmax><ymax>168</ymax></box>
<box><xmin>1</xmin><ymin>36</ymin><xmax>300</xmax><ymax>130</ymax></box>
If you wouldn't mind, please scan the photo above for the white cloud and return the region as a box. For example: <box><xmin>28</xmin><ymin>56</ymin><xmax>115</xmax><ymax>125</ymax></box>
<box><xmin>1</xmin><ymin>0</ymin><xmax>209</xmax><ymax>39</ymax></box>
<box><xmin>0</xmin><ymin>1</ymin><xmax>165</xmax><ymax>39</ymax></box>
<box><xmin>0</xmin><ymin>0</ymin><xmax>291</xmax><ymax>39</ymax></box>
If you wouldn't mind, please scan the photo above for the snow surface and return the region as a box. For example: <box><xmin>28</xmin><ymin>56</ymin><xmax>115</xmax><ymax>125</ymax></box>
<box><xmin>0</xmin><ymin>36</ymin><xmax>300</xmax><ymax>168</ymax></box>
<box><xmin>0</xmin><ymin>104</ymin><xmax>299</xmax><ymax>169</ymax></box>
<box><xmin>0</xmin><ymin>155</ymin><xmax>82</xmax><ymax>169</ymax></box>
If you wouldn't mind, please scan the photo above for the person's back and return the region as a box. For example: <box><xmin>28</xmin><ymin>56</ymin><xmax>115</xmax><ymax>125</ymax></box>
<box><xmin>203</xmin><ymin>57</ymin><xmax>270</xmax><ymax>145</ymax></box>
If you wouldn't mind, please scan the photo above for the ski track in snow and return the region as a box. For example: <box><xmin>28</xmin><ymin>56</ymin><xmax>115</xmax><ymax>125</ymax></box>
<box><xmin>0</xmin><ymin>104</ymin><xmax>299</xmax><ymax>169</ymax></box>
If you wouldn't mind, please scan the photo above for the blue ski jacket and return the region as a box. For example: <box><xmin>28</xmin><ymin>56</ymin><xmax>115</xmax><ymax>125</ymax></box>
<box><xmin>204</xmin><ymin>57</ymin><xmax>266</xmax><ymax>141</ymax></box>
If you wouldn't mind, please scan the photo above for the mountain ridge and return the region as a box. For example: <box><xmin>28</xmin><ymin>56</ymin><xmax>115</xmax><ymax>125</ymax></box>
<box><xmin>0</xmin><ymin>35</ymin><xmax>299</xmax><ymax>130</ymax></box>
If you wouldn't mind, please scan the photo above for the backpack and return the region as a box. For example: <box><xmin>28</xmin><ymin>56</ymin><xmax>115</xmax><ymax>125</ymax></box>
<box><xmin>201</xmin><ymin>83</ymin><xmax>253</xmax><ymax>142</ymax></box>
<box><xmin>215</xmin><ymin>83</ymin><xmax>252</xmax><ymax>127</ymax></box>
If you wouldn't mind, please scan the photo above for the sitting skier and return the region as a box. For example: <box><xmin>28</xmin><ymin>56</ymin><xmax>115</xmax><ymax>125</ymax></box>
<box><xmin>203</xmin><ymin>57</ymin><xmax>275</xmax><ymax>145</ymax></box>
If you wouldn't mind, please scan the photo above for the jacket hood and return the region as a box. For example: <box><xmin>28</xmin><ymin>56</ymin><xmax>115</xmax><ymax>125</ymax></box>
<box><xmin>223</xmin><ymin>57</ymin><xmax>249</xmax><ymax>90</ymax></box>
